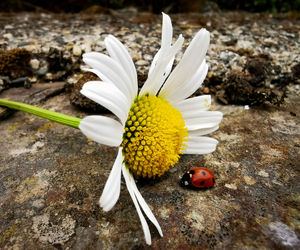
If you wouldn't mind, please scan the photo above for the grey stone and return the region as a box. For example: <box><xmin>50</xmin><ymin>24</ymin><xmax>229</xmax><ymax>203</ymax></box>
<box><xmin>36</xmin><ymin>66</ymin><xmax>48</xmax><ymax>76</ymax></box>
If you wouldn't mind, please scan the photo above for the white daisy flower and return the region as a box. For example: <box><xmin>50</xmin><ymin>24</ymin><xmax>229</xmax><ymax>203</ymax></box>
<box><xmin>78</xmin><ymin>13</ymin><xmax>223</xmax><ymax>245</ymax></box>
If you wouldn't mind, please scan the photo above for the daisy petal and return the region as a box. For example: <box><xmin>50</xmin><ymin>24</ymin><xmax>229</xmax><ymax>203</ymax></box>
<box><xmin>83</xmin><ymin>53</ymin><xmax>132</xmax><ymax>101</ymax></box>
<box><xmin>148</xmin><ymin>49</ymin><xmax>161</xmax><ymax>76</ymax></box>
<box><xmin>161</xmin><ymin>12</ymin><xmax>173</xmax><ymax>51</ymax></box>
<box><xmin>184</xmin><ymin>136</ymin><xmax>218</xmax><ymax>154</ymax></box>
<box><xmin>148</xmin><ymin>49</ymin><xmax>175</xmax><ymax>82</ymax></box>
<box><xmin>181</xmin><ymin>110</ymin><xmax>223</xmax><ymax>120</ymax></box>
<box><xmin>105</xmin><ymin>35</ymin><xmax>138</xmax><ymax>99</ymax></box>
<box><xmin>148</xmin><ymin>13</ymin><xmax>173</xmax><ymax>78</ymax></box>
<box><xmin>169</xmin><ymin>61</ymin><xmax>208</xmax><ymax>102</ymax></box>
<box><xmin>184</xmin><ymin>111</ymin><xmax>223</xmax><ymax>131</ymax></box>
<box><xmin>122</xmin><ymin>166</ymin><xmax>152</xmax><ymax>245</ymax></box>
<box><xmin>82</xmin><ymin>67</ymin><xmax>130</xmax><ymax>102</ymax></box>
<box><xmin>128</xmin><ymin>171</ymin><xmax>163</xmax><ymax>237</ymax></box>
<box><xmin>79</xmin><ymin>116</ymin><xmax>123</xmax><ymax>147</ymax></box>
<box><xmin>162</xmin><ymin>60</ymin><xmax>208</xmax><ymax>103</ymax></box>
<box><xmin>160</xmin><ymin>29</ymin><xmax>210</xmax><ymax>100</ymax></box>
<box><xmin>174</xmin><ymin>95</ymin><xmax>211</xmax><ymax>112</ymax></box>
<box><xmin>188</xmin><ymin>125</ymin><xmax>219</xmax><ymax>136</ymax></box>
<box><xmin>81</xmin><ymin>81</ymin><xmax>130</xmax><ymax>124</ymax></box>
<box><xmin>140</xmin><ymin>35</ymin><xmax>184</xmax><ymax>96</ymax></box>
<box><xmin>100</xmin><ymin>147</ymin><xmax>123</xmax><ymax>211</ymax></box>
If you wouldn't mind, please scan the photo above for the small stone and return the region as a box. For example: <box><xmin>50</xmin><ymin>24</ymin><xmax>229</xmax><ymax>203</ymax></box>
<box><xmin>131</xmin><ymin>52</ymin><xmax>142</xmax><ymax>61</ymax></box>
<box><xmin>32</xmin><ymin>199</ymin><xmax>45</xmax><ymax>209</ymax></box>
<box><xmin>34</xmin><ymin>141</ymin><xmax>45</xmax><ymax>150</ymax></box>
<box><xmin>11</xmin><ymin>77</ymin><xmax>28</xmax><ymax>87</ymax></box>
<box><xmin>136</xmin><ymin>60</ymin><xmax>148</xmax><ymax>66</ymax></box>
<box><xmin>82</xmin><ymin>43</ymin><xmax>92</xmax><ymax>53</ymax></box>
<box><xmin>224</xmin><ymin>38</ymin><xmax>238</xmax><ymax>46</ymax></box>
<box><xmin>67</xmin><ymin>76</ymin><xmax>79</xmax><ymax>84</ymax></box>
<box><xmin>0</xmin><ymin>79</ymin><xmax>4</xmax><ymax>90</ymax></box>
<box><xmin>244</xmin><ymin>176</ymin><xmax>256</xmax><ymax>185</ymax></box>
<box><xmin>29</xmin><ymin>76</ymin><xmax>37</xmax><ymax>83</ymax></box>
<box><xmin>4</xmin><ymin>24</ymin><xmax>13</xmax><ymax>29</ymax></box>
<box><xmin>3</xmin><ymin>33</ymin><xmax>13</xmax><ymax>40</ymax></box>
<box><xmin>41</xmin><ymin>46</ymin><xmax>50</xmax><ymax>54</ymax></box>
<box><xmin>203</xmin><ymin>87</ymin><xmax>210</xmax><ymax>94</ymax></box>
<box><xmin>225</xmin><ymin>183</ymin><xmax>237</xmax><ymax>190</ymax></box>
<box><xmin>237</xmin><ymin>40</ymin><xmax>252</xmax><ymax>49</ymax></box>
<box><xmin>36</xmin><ymin>66</ymin><xmax>48</xmax><ymax>76</ymax></box>
<box><xmin>24</xmin><ymin>44</ymin><xmax>41</xmax><ymax>53</ymax></box>
<box><xmin>65</xmin><ymin>42</ymin><xmax>74</xmax><ymax>51</ymax></box>
<box><xmin>18</xmin><ymin>41</ymin><xmax>30</xmax><ymax>47</ymax></box>
<box><xmin>258</xmin><ymin>170</ymin><xmax>269</xmax><ymax>177</ymax></box>
<box><xmin>73</xmin><ymin>45</ymin><xmax>82</xmax><ymax>56</ymax></box>
<box><xmin>86</xmin><ymin>148</ymin><xmax>95</xmax><ymax>155</ymax></box>
<box><xmin>45</xmin><ymin>73</ymin><xmax>53</xmax><ymax>80</ymax></box>
<box><xmin>55</xmin><ymin>36</ymin><xmax>65</xmax><ymax>45</ymax></box>
<box><xmin>143</xmin><ymin>54</ymin><xmax>153</xmax><ymax>60</ymax></box>
<box><xmin>30</xmin><ymin>59</ymin><xmax>40</xmax><ymax>70</ymax></box>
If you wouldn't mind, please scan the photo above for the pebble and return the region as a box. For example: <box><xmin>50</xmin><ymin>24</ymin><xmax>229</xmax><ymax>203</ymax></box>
<box><xmin>258</xmin><ymin>170</ymin><xmax>269</xmax><ymax>177</ymax></box>
<box><xmin>243</xmin><ymin>176</ymin><xmax>256</xmax><ymax>185</ymax></box>
<box><xmin>225</xmin><ymin>183</ymin><xmax>237</xmax><ymax>190</ymax></box>
<box><xmin>30</xmin><ymin>59</ymin><xmax>40</xmax><ymax>70</ymax></box>
<box><xmin>4</xmin><ymin>25</ymin><xmax>13</xmax><ymax>29</ymax></box>
<box><xmin>29</xmin><ymin>76</ymin><xmax>37</xmax><ymax>83</ymax></box>
<box><xmin>143</xmin><ymin>54</ymin><xmax>153</xmax><ymax>60</ymax></box>
<box><xmin>11</xmin><ymin>77</ymin><xmax>28</xmax><ymax>87</ymax></box>
<box><xmin>236</xmin><ymin>40</ymin><xmax>253</xmax><ymax>49</ymax></box>
<box><xmin>136</xmin><ymin>59</ymin><xmax>148</xmax><ymax>66</ymax></box>
<box><xmin>36</xmin><ymin>67</ymin><xmax>48</xmax><ymax>76</ymax></box>
<box><xmin>32</xmin><ymin>199</ymin><xmax>45</xmax><ymax>209</ymax></box>
<box><xmin>73</xmin><ymin>45</ymin><xmax>82</xmax><ymax>56</ymax></box>
<box><xmin>0</xmin><ymin>79</ymin><xmax>5</xmax><ymax>91</ymax></box>
<box><xmin>3</xmin><ymin>33</ymin><xmax>13</xmax><ymax>40</ymax></box>
<box><xmin>45</xmin><ymin>73</ymin><xmax>53</xmax><ymax>80</ymax></box>
<box><xmin>65</xmin><ymin>42</ymin><xmax>74</xmax><ymax>51</ymax></box>
<box><xmin>18</xmin><ymin>41</ymin><xmax>30</xmax><ymax>47</ymax></box>
<box><xmin>81</xmin><ymin>42</ymin><xmax>92</xmax><ymax>53</ymax></box>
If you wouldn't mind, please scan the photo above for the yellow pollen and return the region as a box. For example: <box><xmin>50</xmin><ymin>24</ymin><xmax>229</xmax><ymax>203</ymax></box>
<box><xmin>122</xmin><ymin>94</ymin><xmax>188</xmax><ymax>179</ymax></box>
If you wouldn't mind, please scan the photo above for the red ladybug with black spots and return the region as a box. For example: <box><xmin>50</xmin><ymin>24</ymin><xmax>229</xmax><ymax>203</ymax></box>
<box><xmin>180</xmin><ymin>167</ymin><xmax>215</xmax><ymax>189</ymax></box>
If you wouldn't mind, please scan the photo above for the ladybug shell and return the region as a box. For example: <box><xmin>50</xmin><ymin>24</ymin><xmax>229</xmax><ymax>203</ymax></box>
<box><xmin>181</xmin><ymin>167</ymin><xmax>215</xmax><ymax>188</ymax></box>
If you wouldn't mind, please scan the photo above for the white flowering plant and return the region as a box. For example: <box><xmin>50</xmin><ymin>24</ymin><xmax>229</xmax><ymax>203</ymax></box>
<box><xmin>0</xmin><ymin>13</ymin><xmax>222</xmax><ymax>245</ymax></box>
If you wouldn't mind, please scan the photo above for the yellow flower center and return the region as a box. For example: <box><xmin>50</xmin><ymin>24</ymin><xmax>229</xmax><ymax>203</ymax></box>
<box><xmin>122</xmin><ymin>94</ymin><xmax>188</xmax><ymax>178</ymax></box>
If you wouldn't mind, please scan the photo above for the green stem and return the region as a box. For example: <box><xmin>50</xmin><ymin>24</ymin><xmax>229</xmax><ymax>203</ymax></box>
<box><xmin>0</xmin><ymin>98</ymin><xmax>82</xmax><ymax>129</ymax></box>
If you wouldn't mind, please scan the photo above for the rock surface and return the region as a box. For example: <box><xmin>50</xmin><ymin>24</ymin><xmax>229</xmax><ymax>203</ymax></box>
<box><xmin>0</xmin><ymin>10</ymin><xmax>300</xmax><ymax>249</ymax></box>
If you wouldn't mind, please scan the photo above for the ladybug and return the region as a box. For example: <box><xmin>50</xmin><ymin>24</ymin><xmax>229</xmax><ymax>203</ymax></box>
<box><xmin>180</xmin><ymin>167</ymin><xmax>215</xmax><ymax>189</ymax></box>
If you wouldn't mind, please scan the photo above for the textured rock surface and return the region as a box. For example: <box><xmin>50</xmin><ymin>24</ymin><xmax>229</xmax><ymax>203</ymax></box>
<box><xmin>0</xmin><ymin>10</ymin><xmax>300</xmax><ymax>249</ymax></box>
<box><xmin>1</xmin><ymin>89</ymin><xmax>299</xmax><ymax>249</ymax></box>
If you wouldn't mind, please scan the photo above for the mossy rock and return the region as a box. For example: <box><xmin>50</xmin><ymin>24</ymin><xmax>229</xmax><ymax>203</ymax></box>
<box><xmin>69</xmin><ymin>72</ymin><xmax>110</xmax><ymax>113</ymax></box>
<box><xmin>0</xmin><ymin>48</ymin><xmax>32</xmax><ymax>80</ymax></box>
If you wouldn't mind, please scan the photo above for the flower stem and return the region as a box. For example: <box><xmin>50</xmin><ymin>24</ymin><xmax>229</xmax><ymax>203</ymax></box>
<box><xmin>0</xmin><ymin>98</ymin><xmax>81</xmax><ymax>129</ymax></box>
